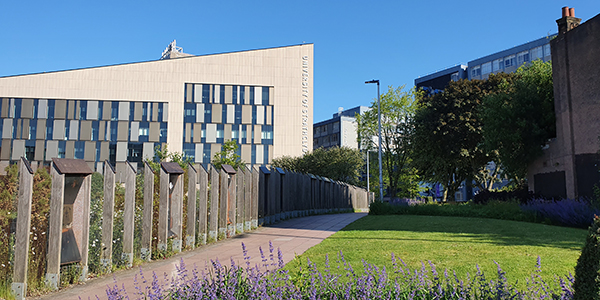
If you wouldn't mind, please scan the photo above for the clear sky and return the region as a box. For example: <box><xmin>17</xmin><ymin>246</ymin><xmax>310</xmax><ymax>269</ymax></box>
<box><xmin>0</xmin><ymin>1</ymin><xmax>598</xmax><ymax>123</ymax></box>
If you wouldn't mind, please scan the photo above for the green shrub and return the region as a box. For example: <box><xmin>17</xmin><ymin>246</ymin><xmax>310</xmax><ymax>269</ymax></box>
<box><xmin>573</xmin><ymin>215</ymin><xmax>600</xmax><ymax>300</ymax></box>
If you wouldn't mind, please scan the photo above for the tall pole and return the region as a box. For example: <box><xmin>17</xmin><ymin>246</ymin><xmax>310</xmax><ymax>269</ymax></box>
<box><xmin>366</xmin><ymin>150</ymin><xmax>370</xmax><ymax>193</ymax></box>
<box><xmin>365</xmin><ymin>79</ymin><xmax>384</xmax><ymax>202</ymax></box>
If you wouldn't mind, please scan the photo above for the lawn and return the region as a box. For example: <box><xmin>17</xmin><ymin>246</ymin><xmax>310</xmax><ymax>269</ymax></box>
<box><xmin>289</xmin><ymin>215</ymin><xmax>586</xmax><ymax>289</ymax></box>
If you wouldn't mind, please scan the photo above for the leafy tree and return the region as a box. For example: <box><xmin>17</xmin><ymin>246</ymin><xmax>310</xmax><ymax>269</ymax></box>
<box><xmin>356</xmin><ymin>85</ymin><xmax>421</xmax><ymax>198</ymax></box>
<box><xmin>573</xmin><ymin>215</ymin><xmax>600</xmax><ymax>300</ymax></box>
<box><xmin>272</xmin><ymin>146</ymin><xmax>364</xmax><ymax>185</ymax></box>
<box><xmin>212</xmin><ymin>140</ymin><xmax>245</xmax><ymax>169</ymax></box>
<box><xmin>147</xmin><ymin>144</ymin><xmax>192</xmax><ymax>172</ymax></box>
<box><xmin>482</xmin><ymin>60</ymin><xmax>555</xmax><ymax>182</ymax></box>
<box><xmin>411</xmin><ymin>75</ymin><xmax>511</xmax><ymax>201</ymax></box>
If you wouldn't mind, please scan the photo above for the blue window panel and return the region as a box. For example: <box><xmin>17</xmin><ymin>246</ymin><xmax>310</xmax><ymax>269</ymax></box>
<box><xmin>109</xmin><ymin>143</ymin><xmax>117</xmax><ymax>166</ymax></box>
<box><xmin>235</xmin><ymin>105</ymin><xmax>242</xmax><ymax>124</ymax></box>
<box><xmin>184</xmin><ymin>103</ymin><xmax>196</xmax><ymax>123</ymax></box>
<box><xmin>92</xmin><ymin>121</ymin><xmax>100</xmax><ymax>140</ymax></box>
<box><xmin>14</xmin><ymin>98</ymin><xmax>22</xmax><ymax>119</ymax></box>
<box><xmin>111</xmin><ymin>102</ymin><xmax>119</xmax><ymax>121</ymax></box>
<box><xmin>216</xmin><ymin>124</ymin><xmax>224</xmax><ymax>144</ymax></box>
<box><xmin>98</xmin><ymin>101</ymin><xmax>103</xmax><ymax>120</ymax></box>
<box><xmin>129</xmin><ymin>102</ymin><xmax>135</xmax><ymax>122</ymax></box>
<box><xmin>232</xmin><ymin>86</ymin><xmax>238</xmax><ymax>105</ymax></box>
<box><xmin>239</xmin><ymin>86</ymin><xmax>245</xmax><ymax>104</ymax></box>
<box><xmin>139</xmin><ymin>122</ymin><xmax>149</xmax><ymax>143</ymax></box>
<box><xmin>12</xmin><ymin>119</ymin><xmax>18</xmax><ymax>139</ymax></box>
<box><xmin>262</xmin><ymin>87</ymin><xmax>269</xmax><ymax>105</ymax></box>
<box><xmin>202</xmin><ymin>85</ymin><xmax>210</xmax><ymax>103</ymax></box>
<box><xmin>252</xmin><ymin>106</ymin><xmax>257</xmax><ymax>124</ymax></box>
<box><xmin>142</xmin><ymin>103</ymin><xmax>148</xmax><ymax>121</ymax></box>
<box><xmin>183</xmin><ymin>143</ymin><xmax>195</xmax><ymax>162</ymax></box>
<box><xmin>110</xmin><ymin>121</ymin><xmax>118</xmax><ymax>141</ymax></box>
<box><xmin>80</xmin><ymin>101</ymin><xmax>88</xmax><ymax>120</ymax></box>
<box><xmin>158</xmin><ymin>103</ymin><xmax>164</xmax><ymax>121</ymax></box>
<box><xmin>159</xmin><ymin>122</ymin><xmax>167</xmax><ymax>143</ymax></box>
<box><xmin>249</xmin><ymin>87</ymin><xmax>255</xmax><ymax>104</ymax></box>
<box><xmin>29</xmin><ymin>119</ymin><xmax>37</xmax><ymax>140</ymax></box>
<box><xmin>127</xmin><ymin>142</ymin><xmax>143</xmax><ymax>163</ymax></box>
<box><xmin>74</xmin><ymin>141</ymin><xmax>85</xmax><ymax>159</ymax></box>
<box><xmin>47</xmin><ymin>100</ymin><xmax>55</xmax><ymax>119</ymax></box>
<box><xmin>65</xmin><ymin>120</ymin><xmax>71</xmax><ymax>140</ymax></box>
<box><xmin>96</xmin><ymin>142</ymin><xmax>102</xmax><ymax>162</ymax></box>
<box><xmin>204</xmin><ymin>104</ymin><xmax>212</xmax><ymax>123</ymax></box>
<box><xmin>220</xmin><ymin>85</ymin><xmax>225</xmax><ymax>103</ymax></box>
<box><xmin>58</xmin><ymin>141</ymin><xmax>66</xmax><ymax>158</ymax></box>
<box><xmin>46</xmin><ymin>120</ymin><xmax>54</xmax><ymax>139</ymax></box>
<box><xmin>222</xmin><ymin>105</ymin><xmax>227</xmax><ymax>123</ymax></box>
<box><xmin>251</xmin><ymin>144</ymin><xmax>256</xmax><ymax>165</ymax></box>
<box><xmin>33</xmin><ymin>100</ymin><xmax>38</xmax><ymax>119</ymax></box>
<box><xmin>264</xmin><ymin>146</ymin><xmax>269</xmax><ymax>164</ymax></box>
<box><xmin>203</xmin><ymin>146</ymin><xmax>211</xmax><ymax>164</ymax></box>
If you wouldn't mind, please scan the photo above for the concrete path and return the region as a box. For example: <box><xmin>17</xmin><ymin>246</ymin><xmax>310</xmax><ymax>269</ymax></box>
<box><xmin>34</xmin><ymin>212</ymin><xmax>367</xmax><ymax>300</ymax></box>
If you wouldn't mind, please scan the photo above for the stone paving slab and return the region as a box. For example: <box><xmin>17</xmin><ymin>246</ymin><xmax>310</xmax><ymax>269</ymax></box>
<box><xmin>33</xmin><ymin>212</ymin><xmax>367</xmax><ymax>300</ymax></box>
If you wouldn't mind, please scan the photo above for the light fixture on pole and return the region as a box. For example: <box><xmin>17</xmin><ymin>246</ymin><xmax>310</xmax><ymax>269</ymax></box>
<box><xmin>365</xmin><ymin>79</ymin><xmax>383</xmax><ymax>202</ymax></box>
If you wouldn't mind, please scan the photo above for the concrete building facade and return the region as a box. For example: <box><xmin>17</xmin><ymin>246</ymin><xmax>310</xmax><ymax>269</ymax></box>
<box><xmin>0</xmin><ymin>43</ymin><xmax>314</xmax><ymax>176</ymax></box>
<box><xmin>313</xmin><ymin>106</ymin><xmax>369</xmax><ymax>150</ymax></box>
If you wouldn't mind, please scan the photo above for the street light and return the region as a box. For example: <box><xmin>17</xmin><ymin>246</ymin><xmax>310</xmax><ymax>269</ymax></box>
<box><xmin>365</xmin><ymin>79</ymin><xmax>383</xmax><ymax>202</ymax></box>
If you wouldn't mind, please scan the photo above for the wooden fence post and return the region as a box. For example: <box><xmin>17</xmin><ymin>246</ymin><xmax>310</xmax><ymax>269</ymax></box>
<box><xmin>45</xmin><ymin>162</ymin><xmax>64</xmax><ymax>290</ymax></box>
<box><xmin>121</xmin><ymin>161</ymin><xmax>136</xmax><ymax>268</ymax></box>
<box><xmin>197</xmin><ymin>165</ymin><xmax>208</xmax><ymax>245</ymax></box>
<box><xmin>101</xmin><ymin>161</ymin><xmax>116</xmax><ymax>270</ymax></box>
<box><xmin>141</xmin><ymin>161</ymin><xmax>154</xmax><ymax>261</ymax></box>
<box><xmin>251</xmin><ymin>166</ymin><xmax>259</xmax><ymax>229</ymax></box>
<box><xmin>244</xmin><ymin>167</ymin><xmax>252</xmax><ymax>231</ymax></box>
<box><xmin>12</xmin><ymin>158</ymin><xmax>34</xmax><ymax>300</ymax></box>
<box><xmin>219</xmin><ymin>168</ymin><xmax>228</xmax><ymax>240</ymax></box>
<box><xmin>171</xmin><ymin>169</ymin><xmax>184</xmax><ymax>253</ymax></box>
<box><xmin>158</xmin><ymin>164</ymin><xmax>169</xmax><ymax>251</ymax></box>
<box><xmin>186</xmin><ymin>164</ymin><xmax>197</xmax><ymax>249</ymax></box>
<box><xmin>208</xmin><ymin>165</ymin><xmax>219</xmax><ymax>242</ymax></box>
<box><xmin>236</xmin><ymin>167</ymin><xmax>245</xmax><ymax>234</ymax></box>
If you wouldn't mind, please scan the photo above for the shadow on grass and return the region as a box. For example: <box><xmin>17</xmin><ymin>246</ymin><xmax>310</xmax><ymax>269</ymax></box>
<box><xmin>336</xmin><ymin>215</ymin><xmax>586</xmax><ymax>250</ymax></box>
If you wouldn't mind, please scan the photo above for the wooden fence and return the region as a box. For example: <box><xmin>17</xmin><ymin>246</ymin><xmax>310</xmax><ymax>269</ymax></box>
<box><xmin>9</xmin><ymin>158</ymin><xmax>371</xmax><ymax>299</ymax></box>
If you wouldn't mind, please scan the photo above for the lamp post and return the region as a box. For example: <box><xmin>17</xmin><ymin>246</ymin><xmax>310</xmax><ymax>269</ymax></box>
<box><xmin>365</xmin><ymin>79</ymin><xmax>383</xmax><ymax>202</ymax></box>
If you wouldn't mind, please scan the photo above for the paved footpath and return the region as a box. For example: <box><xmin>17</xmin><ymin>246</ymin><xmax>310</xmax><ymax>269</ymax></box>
<box><xmin>34</xmin><ymin>212</ymin><xmax>367</xmax><ymax>300</ymax></box>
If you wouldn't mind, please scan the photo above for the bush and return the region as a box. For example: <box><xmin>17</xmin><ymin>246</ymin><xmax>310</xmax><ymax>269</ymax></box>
<box><xmin>573</xmin><ymin>215</ymin><xmax>600</xmax><ymax>300</ymax></box>
<box><xmin>104</xmin><ymin>243</ymin><xmax>574</xmax><ymax>299</ymax></box>
<box><xmin>521</xmin><ymin>198</ymin><xmax>600</xmax><ymax>228</ymax></box>
<box><xmin>473</xmin><ymin>186</ymin><xmax>536</xmax><ymax>204</ymax></box>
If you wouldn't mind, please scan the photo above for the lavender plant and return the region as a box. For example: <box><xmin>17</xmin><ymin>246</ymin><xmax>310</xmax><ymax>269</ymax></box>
<box><xmin>104</xmin><ymin>243</ymin><xmax>575</xmax><ymax>299</ymax></box>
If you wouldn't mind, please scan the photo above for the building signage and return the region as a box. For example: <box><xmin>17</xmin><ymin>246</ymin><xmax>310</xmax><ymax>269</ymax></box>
<box><xmin>301</xmin><ymin>55</ymin><xmax>310</xmax><ymax>153</ymax></box>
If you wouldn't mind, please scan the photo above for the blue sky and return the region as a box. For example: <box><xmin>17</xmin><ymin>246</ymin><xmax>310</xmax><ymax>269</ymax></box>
<box><xmin>0</xmin><ymin>1</ymin><xmax>598</xmax><ymax>123</ymax></box>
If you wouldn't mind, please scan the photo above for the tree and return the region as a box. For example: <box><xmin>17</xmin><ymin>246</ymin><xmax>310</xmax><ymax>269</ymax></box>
<box><xmin>481</xmin><ymin>60</ymin><xmax>555</xmax><ymax>182</ymax></box>
<box><xmin>356</xmin><ymin>85</ymin><xmax>421</xmax><ymax>199</ymax></box>
<box><xmin>271</xmin><ymin>146</ymin><xmax>364</xmax><ymax>185</ymax></box>
<box><xmin>411</xmin><ymin>75</ymin><xmax>511</xmax><ymax>201</ymax></box>
<box><xmin>147</xmin><ymin>144</ymin><xmax>193</xmax><ymax>172</ymax></box>
<box><xmin>212</xmin><ymin>139</ymin><xmax>245</xmax><ymax>169</ymax></box>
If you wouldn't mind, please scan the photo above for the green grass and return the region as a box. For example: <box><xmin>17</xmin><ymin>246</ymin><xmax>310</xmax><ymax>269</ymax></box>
<box><xmin>290</xmin><ymin>215</ymin><xmax>586</xmax><ymax>289</ymax></box>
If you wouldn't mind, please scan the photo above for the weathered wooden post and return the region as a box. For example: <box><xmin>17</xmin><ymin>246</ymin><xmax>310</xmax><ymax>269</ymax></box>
<box><xmin>208</xmin><ymin>165</ymin><xmax>219</xmax><ymax>242</ymax></box>
<box><xmin>12</xmin><ymin>157</ymin><xmax>34</xmax><ymax>300</ymax></box>
<box><xmin>100</xmin><ymin>161</ymin><xmax>115</xmax><ymax>270</ymax></box>
<box><xmin>197</xmin><ymin>165</ymin><xmax>208</xmax><ymax>245</ymax></box>
<box><xmin>158</xmin><ymin>162</ymin><xmax>184</xmax><ymax>252</ymax></box>
<box><xmin>236</xmin><ymin>167</ymin><xmax>245</xmax><ymax>234</ymax></box>
<box><xmin>244</xmin><ymin>166</ymin><xmax>252</xmax><ymax>231</ymax></box>
<box><xmin>258</xmin><ymin>166</ymin><xmax>270</xmax><ymax>225</ymax></box>
<box><xmin>222</xmin><ymin>164</ymin><xmax>237</xmax><ymax>238</ymax></box>
<box><xmin>218</xmin><ymin>167</ymin><xmax>228</xmax><ymax>239</ymax></box>
<box><xmin>46</xmin><ymin>158</ymin><xmax>93</xmax><ymax>289</ymax></box>
<box><xmin>251</xmin><ymin>166</ymin><xmax>259</xmax><ymax>229</ymax></box>
<box><xmin>186</xmin><ymin>163</ymin><xmax>197</xmax><ymax>248</ymax></box>
<box><xmin>141</xmin><ymin>161</ymin><xmax>154</xmax><ymax>261</ymax></box>
<box><xmin>121</xmin><ymin>161</ymin><xmax>136</xmax><ymax>268</ymax></box>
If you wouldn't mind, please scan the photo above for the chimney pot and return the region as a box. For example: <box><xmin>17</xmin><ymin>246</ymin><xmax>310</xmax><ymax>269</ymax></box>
<box><xmin>562</xmin><ymin>6</ymin><xmax>569</xmax><ymax>17</ymax></box>
<box><xmin>569</xmin><ymin>7</ymin><xmax>575</xmax><ymax>17</ymax></box>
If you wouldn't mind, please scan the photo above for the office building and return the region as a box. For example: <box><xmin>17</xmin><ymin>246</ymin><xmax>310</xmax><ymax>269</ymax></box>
<box><xmin>0</xmin><ymin>42</ymin><xmax>314</xmax><ymax>176</ymax></box>
<box><xmin>313</xmin><ymin>106</ymin><xmax>369</xmax><ymax>150</ymax></box>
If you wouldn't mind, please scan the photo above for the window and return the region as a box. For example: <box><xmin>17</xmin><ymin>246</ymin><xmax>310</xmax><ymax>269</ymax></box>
<box><xmin>216</xmin><ymin>124</ymin><xmax>224</xmax><ymax>138</ymax></box>
<box><xmin>47</xmin><ymin>100</ymin><xmax>55</xmax><ymax>119</ymax></box>
<box><xmin>204</xmin><ymin>104</ymin><xmax>212</xmax><ymax>123</ymax></box>
<box><xmin>471</xmin><ymin>66</ymin><xmax>481</xmax><ymax>77</ymax></box>
<box><xmin>543</xmin><ymin>44</ymin><xmax>551</xmax><ymax>58</ymax></box>
<box><xmin>239</xmin><ymin>86</ymin><xmax>245</xmax><ymax>104</ymax></box>
<box><xmin>202</xmin><ymin>85</ymin><xmax>211</xmax><ymax>103</ymax></box>
<box><xmin>58</xmin><ymin>141</ymin><xmax>66</xmax><ymax>158</ymax></box>
<box><xmin>139</xmin><ymin>122</ymin><xmax>149</xmax><ymax>142</ymax></box>
<box><xmin>184</xmin><ymin>103</ymin><xmax>196</xmax><ymax>123</ymax></box>
<box><xmin>25</xmin><ymin>145</ymin><xmax>35</xmax><ymax>161</ymax></box>
<box><xmin>92</xmin><ymin>121</ymin><xmax>99</xmax><ymax>140</ymax></box>
<box><xmin>111</xmin><ymin>102</ymin><xmax>119</xmax><ymax>121</ymax></box>
<box><xmin>504</xmin><ymin>55</ymin><xmax>515</xmax><ymax>67</ymax></box>
<box><xmin>127</xmin><ymin>143</ymin><xmax>143</xmax><ymax>163</ymax></box>
<box><xmin>262</xmin><ymin>87</ymin><xmax>269</xmax><ymax>105</ymax></box>
<box><xmin>203</xmin><ymin>147</ymin><xmax>211</xmax><ymax>164</ymax></box>
<box><xmin>517</xmin><ymin>51</ymin><xmax>529</xmax><ymax>66</ymax></box>
<box><xmin>220</xmin><ymin>85</ymin><xmax>225</xmax><ymax>103</ymax></box>
<box><xmin>74</xmin><ymin>141</ymin><xmax>85</xmax><ymax>159</ymax></box>
<box><xmin>29</xmin><ymin>119</ymin><xmax>37</xmax><ymax>140</ymax></box>
<box><xmin>450</xmin><ymin>72</ymin><xmax>460</xmax><ymax>81</ymax></box>
<box><xmin>142</xmin><ymin>103</ymin><xmax>148</xmax><ymax>121</ymax></box>
<box><xmin>531</xmin><ymin>46</ymin><xmax>543</xmax><ymax>61</ymax></box>
<box><xmin>249</xmin><ymin>87</ymin><xmax>255</xmax><ymax>104</ymax></box>
<box><xmin>159</xmin><ymin>122</ymin><xmax>167</xmax><ymax>143</ymax></box>
<box><xmin>481</xmin><ymin>62</ymin><xmax>492</xmax><ymax>74</ymax></box>
<box><xmin>79</xmin><ymin>101</ymin><xmax>87</xmax><ymax>120</ymax></box>
<box><xmin>493</xmin><ymin>59</ymin><xmax>503</xmax><ymax>72</ymax></box>
<box><xmin>183</xmin><ymin>143</ymin><xmax>195</xmax><ymax>162</ymax></box>
<box><xmin>110</xmin><ymin>121</ymin><xmax>118</xmax><ymax>141</ymax></box>
<box><xmin>232</xmin><ymin>86</ymin><xmax>238</xmax><ymax>104</ymax></box>
<box><xmin>235</xmin><ymin>105</ymin><xmax>242</xmax><ymax>124</ymax></box>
